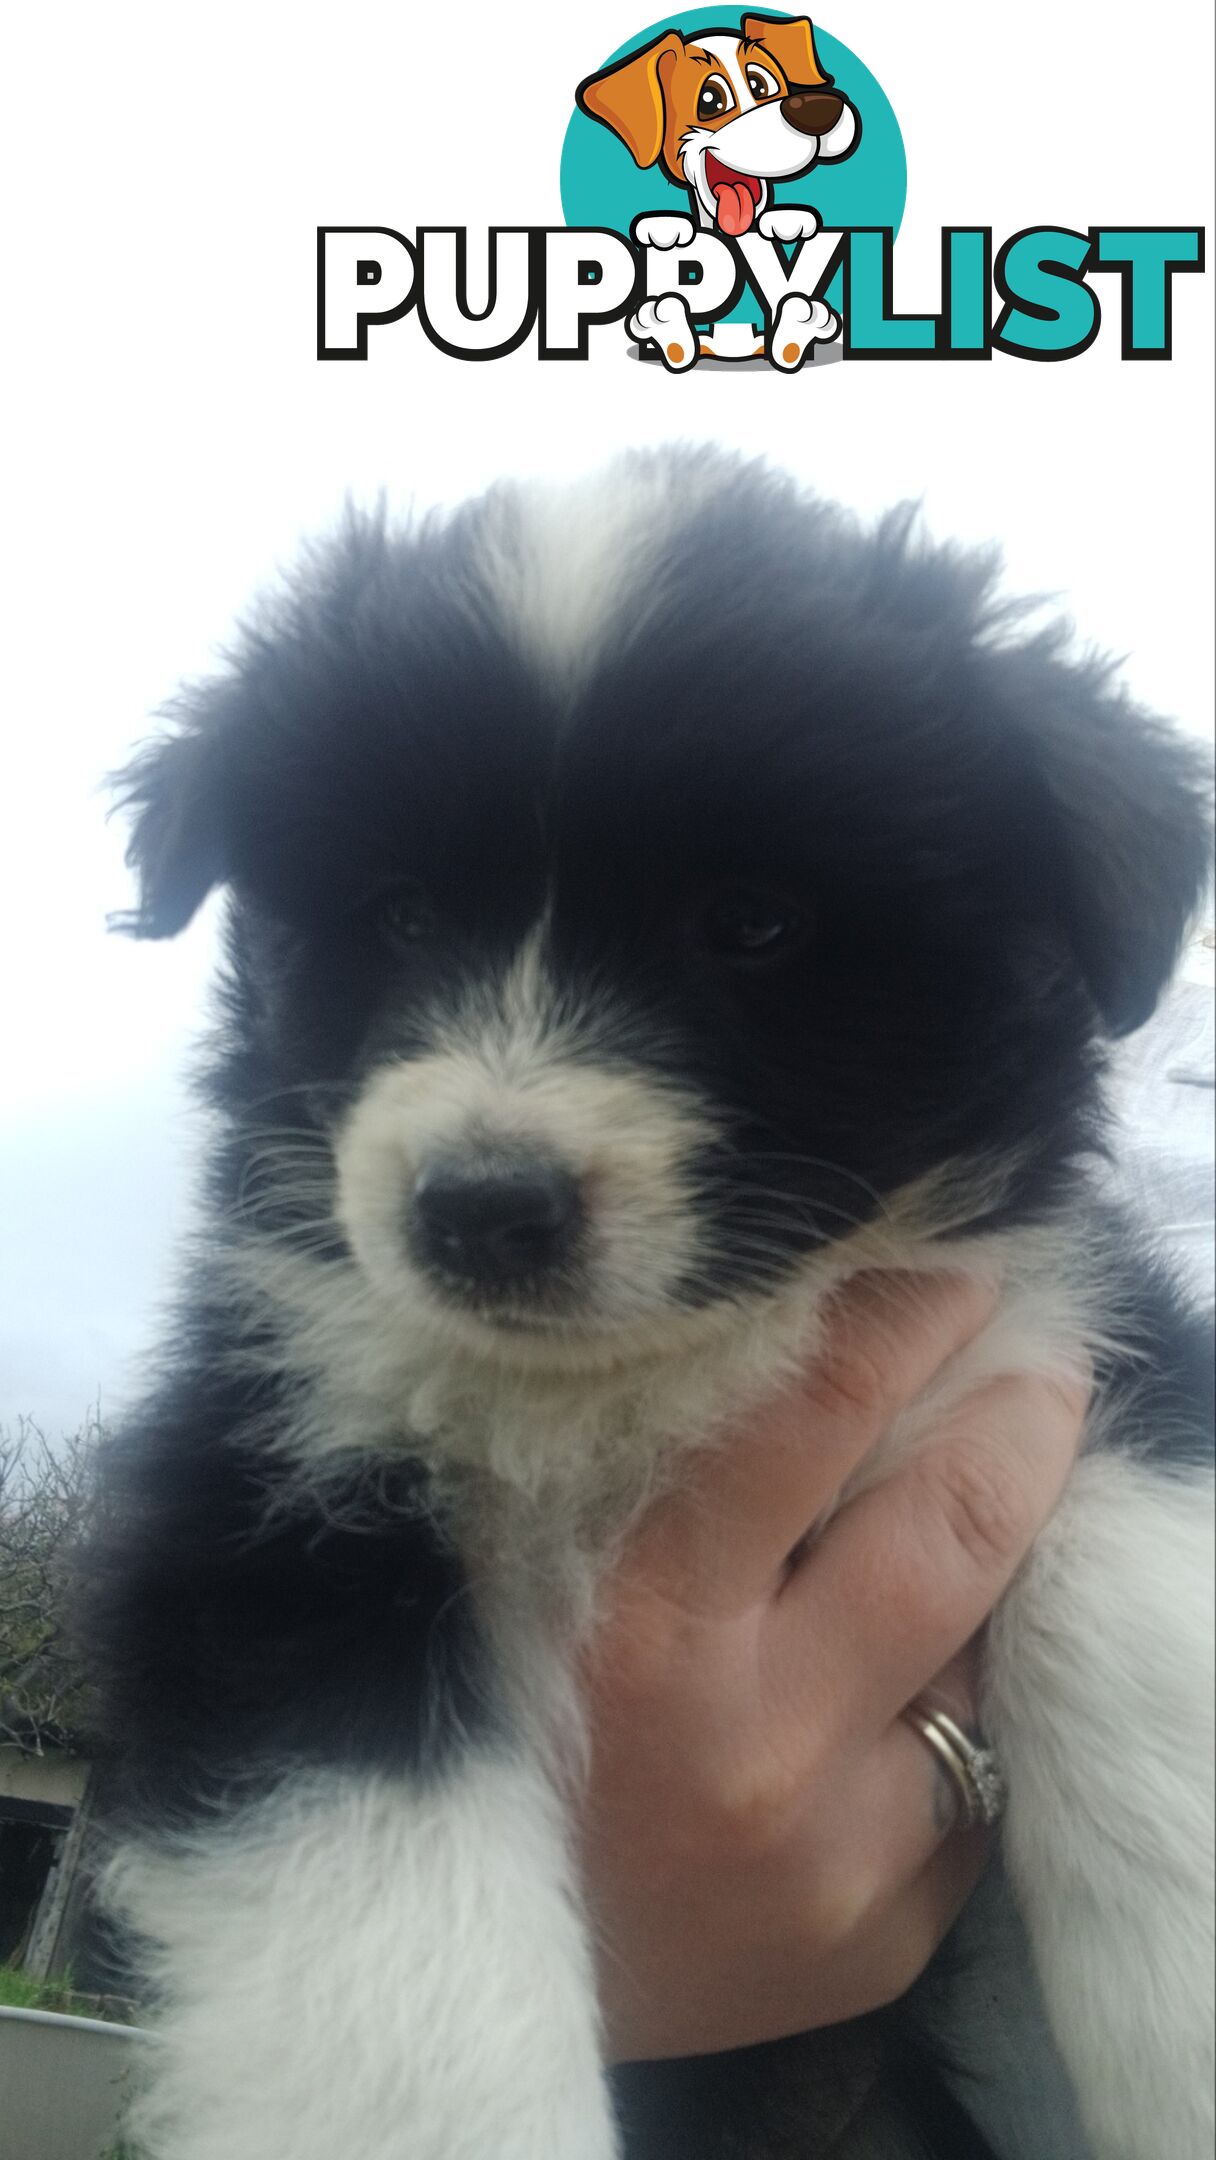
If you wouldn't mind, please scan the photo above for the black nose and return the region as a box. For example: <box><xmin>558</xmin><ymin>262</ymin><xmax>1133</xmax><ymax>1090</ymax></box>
<box><xmin>780</xmin><ymin>88</ymin><xmax>845</xmax><ymax>136</ymax></box>
<box><xmin>410</xmin><ymin>1159</ymin><xmax>583</xmax><ymax>1288</ymax></box>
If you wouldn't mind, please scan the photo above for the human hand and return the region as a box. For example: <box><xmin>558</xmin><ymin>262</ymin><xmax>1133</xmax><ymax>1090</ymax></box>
<box><xmin>577</xmin><ymin>1272</ymin><xmax>1089</xmax><ymax>2062</ymax></box>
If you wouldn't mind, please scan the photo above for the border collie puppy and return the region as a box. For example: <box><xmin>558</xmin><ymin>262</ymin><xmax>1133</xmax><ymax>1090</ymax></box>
<box><xmin>89</xmin><ymin>452</ymin><xmax>1213</xmax><ymax>2160</ymax></box>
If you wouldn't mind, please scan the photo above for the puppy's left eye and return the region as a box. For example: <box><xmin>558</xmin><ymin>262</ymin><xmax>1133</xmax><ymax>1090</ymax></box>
<box><xmin>699</xmin><ymin>887</ymin><xmax>810</xmax><ymax>960</ymax></box>
<box><xmin>746</xmin><ymin>66</ymin><xmax>779</xmax><ymax>100</ymax></box>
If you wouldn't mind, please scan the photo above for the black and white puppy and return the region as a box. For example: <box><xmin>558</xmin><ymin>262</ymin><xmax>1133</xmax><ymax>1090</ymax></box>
<box><xmin>89</xmin><ymin>452</ymin><xmax>1214</xmax><ymax>2160</ymax></box>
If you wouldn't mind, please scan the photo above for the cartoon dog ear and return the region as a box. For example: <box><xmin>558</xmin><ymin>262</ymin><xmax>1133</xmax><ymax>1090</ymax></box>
<box><xmin>1016</xmin><ymin>653</ymin><xmax>1213</xmax><ymax>1036</ymax></box>
<box><xmin>576</xmin><ymin>33</ymin><xmax>683</xmax><ymax>169</ymax></box>
<box><xmin>110</xmin><ymin>726</ymin><xmax>228</xmax><ymax>939</ymax></box>
<box><xmin>742</xmin><ymin>14</ymin><xmax>831</xmax><ymax>88</ymax></box>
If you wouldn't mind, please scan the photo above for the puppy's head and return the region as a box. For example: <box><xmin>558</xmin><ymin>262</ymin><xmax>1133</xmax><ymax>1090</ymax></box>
<box><xmin>577</xmin><ymin>15</ymin><xmax>859</xmax><ymax>234</ymax></box>
<box><xmin>115</xmin><ymin>453</ymin><xmax>1212</xmax><ymax>1382</ymax></box>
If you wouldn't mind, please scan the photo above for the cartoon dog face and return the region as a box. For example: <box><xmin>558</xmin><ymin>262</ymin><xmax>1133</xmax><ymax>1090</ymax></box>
<box><xmin>577</xmin><ymin>13</ymin><xmax>859</xmax><ymax>234</ymax></box>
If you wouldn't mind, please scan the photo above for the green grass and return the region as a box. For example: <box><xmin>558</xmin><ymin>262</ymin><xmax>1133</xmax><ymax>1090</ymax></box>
<box><xmin>0</xmin><ymin>1962</ymin><xmax>137</xmax><ymax>2023</ymax></box>
<box><xmin>0</xmin><ymin>1962</ymin><xmax>77</xmax><ymax>2012</ymax></box>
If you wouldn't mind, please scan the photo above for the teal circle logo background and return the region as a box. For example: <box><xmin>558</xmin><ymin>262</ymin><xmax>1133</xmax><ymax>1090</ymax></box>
<box><xmin>560</xmin><ymin>11</ymin><xmax>906</xmax><ymax>323</ymax></box>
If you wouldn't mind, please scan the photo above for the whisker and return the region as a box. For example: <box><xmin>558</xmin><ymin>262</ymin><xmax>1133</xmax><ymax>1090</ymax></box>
<box><xmin>238</xmin><ymin>1080</ymin><xmax>353</xmax><ymax>1110</ymax></box>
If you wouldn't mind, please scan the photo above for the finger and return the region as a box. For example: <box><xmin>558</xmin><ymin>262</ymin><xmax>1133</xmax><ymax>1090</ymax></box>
<box><xmin>775</xmin><ymin>1369</ymin><xmax>1088</xmax><ymax>1738</ymax></box>
<box><xmin>787</xmin><ymin>1645</ymin><xmax>986</xmax><ymax>1914</ymax></box>
<box><xmin>890</xmin><ymin>1638</ymin><xmax>986</xmax><ymax>1837</ymax></box>
<box><xmin>617</xmin><ymin>1271</ymin><xmax>1001</xmax><ymax>1619</ymax></box>
<box><xmin>832</xmin><ymin>1829</ymin><xmax>993</xmax><ymax>2023</ymax></box>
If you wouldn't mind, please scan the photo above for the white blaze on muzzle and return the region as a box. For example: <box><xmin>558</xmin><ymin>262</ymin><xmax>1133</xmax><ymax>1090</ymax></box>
<box><xmin>333</xmin><ymin>932</ymin><xmax>718</xmax><ymax>1332</ymax></box>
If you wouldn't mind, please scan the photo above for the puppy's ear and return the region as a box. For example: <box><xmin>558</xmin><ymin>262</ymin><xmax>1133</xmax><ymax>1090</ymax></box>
<box><xmin>742</xmin><ymin>14</ymin><xmax>831</xmax><ymax>89</ymax></box>
<box><xmin>1019</xmin><ymin>653</ymin><xmax>1213</xmax><ymax>1036</ymax></box>
<box><xmin>110</xmin><ymin>727</ymin><xmax>228</xmax><ymax>938</ymax></box>
<box><xmin>576</xmin><ymin>33</ymin><xmax>683</xmax><ymax>168</ymax></box>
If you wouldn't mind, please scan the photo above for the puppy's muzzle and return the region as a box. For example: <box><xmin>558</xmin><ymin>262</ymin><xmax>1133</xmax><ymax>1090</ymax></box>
<box><xmin>781</xmin><ymin>89</ymin><xmax>845</xmax><ymax>135</ymax></box>
<box><xmin>409</xmin><ymin>1154</ymin><xmax>584</xmax><ymax>1293</ymax></box>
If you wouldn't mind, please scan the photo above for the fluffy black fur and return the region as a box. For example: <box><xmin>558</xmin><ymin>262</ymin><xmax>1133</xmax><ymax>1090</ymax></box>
<box><xmin>85</xmin><ymin>453</ymin><xmax>1213</xmax><ymax>2159</ymax></box>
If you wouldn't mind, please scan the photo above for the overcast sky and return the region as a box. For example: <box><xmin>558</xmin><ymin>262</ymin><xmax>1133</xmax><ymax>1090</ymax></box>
<box><xmin>2</xmin><ymin>1</ymin><xmax>1212</xmax><ymax>1436</ymax></box>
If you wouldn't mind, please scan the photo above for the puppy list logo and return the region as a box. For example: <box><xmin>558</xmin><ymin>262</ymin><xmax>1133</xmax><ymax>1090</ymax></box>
<box><xmin>317</xmin><ymin>9</ymin><xmax>1205</xmax><ymax>371</ymax></box>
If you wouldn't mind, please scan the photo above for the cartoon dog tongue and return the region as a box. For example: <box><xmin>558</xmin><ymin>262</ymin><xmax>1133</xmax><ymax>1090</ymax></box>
<box><xmin>705</xmin><ymin>157</ymin><xmax>761</xmax><ymax>236</ymax></box>
<box><xmin>714</xmin><ymin>179</ymin><xmax>757</xmax><ymax>236</ymax></box>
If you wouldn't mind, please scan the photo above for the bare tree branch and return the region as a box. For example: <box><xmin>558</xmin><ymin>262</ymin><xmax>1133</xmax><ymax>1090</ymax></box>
<box><xmin>0</xmin><ymin>1412</ymin><xmax>98</xmax><ymax>1756</ymax></box>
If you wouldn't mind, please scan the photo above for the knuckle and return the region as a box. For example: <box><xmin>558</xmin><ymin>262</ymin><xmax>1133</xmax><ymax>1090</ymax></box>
<box><xmin>807</xmin><ymin>1342</ymin><xmax>890</xmax><ymax>1432</ymax></box>
<box><xmin>933</xmin><ymin>1443</ymin><xmax>1035</xmax><ymax>1575</ymax></box>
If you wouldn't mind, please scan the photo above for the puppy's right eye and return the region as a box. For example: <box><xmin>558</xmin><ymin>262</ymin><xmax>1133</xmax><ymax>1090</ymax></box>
<box><xmin>364</xmin><ymin>881</ymin><xmax>436</xmax><ymax>948</ymax></box>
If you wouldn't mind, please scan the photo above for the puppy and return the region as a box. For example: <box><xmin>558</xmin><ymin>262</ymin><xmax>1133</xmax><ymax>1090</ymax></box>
<box><xmin>89</xmin><ymin>452</ymin><xmax>1214</xmax><ymax>2160</ymax></box>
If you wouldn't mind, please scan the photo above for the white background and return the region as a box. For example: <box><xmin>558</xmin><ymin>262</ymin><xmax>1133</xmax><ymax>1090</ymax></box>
<box><xmin>2</xmin><ymin>0</ymin><xmax>1212</xmax><ymax>1432</ymax></box>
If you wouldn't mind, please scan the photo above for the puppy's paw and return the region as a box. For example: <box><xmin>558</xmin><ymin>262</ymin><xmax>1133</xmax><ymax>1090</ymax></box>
<box><xmin>632</xmin><ymin>214</ymin><xmax>696</xmax><ymax>251</ymax></box>
<box><xmin>629</xmin><ymin>294</ymin><xmax>698</xmax><ymax>371</ymax></box>
<box><xmin>769</xmin><ymin>293</ymin><xmax>839</xmax><ymax>370</ymax></box>
<box><xmin>757</xmin><ymin>205</ymin><xmax>821</xmax><ymax>244</ymax></box>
